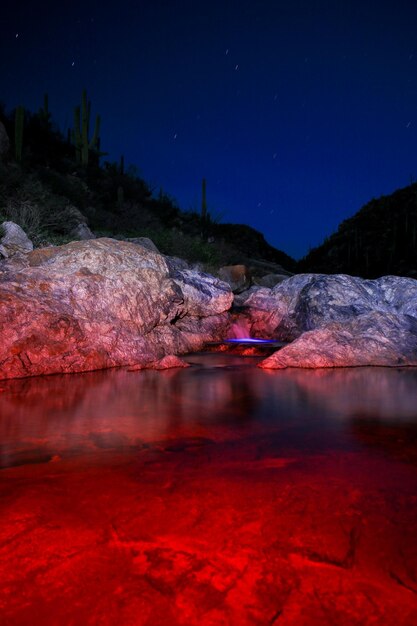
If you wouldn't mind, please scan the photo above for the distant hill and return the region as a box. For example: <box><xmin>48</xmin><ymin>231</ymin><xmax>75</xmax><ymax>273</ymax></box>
<box><xmin>298</xmin><ymin>183</ymin><xmax>417</xmax><ymax>278</ymax></box>
<box><xmin>211</xmin><ymin>223</ymin><xmax>297</xmax><ymax>271</ymax></box>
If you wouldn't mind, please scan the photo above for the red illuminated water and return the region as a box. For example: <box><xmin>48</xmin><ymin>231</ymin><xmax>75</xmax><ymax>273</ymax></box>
<box><xmin>1</xmin><ymin>354</ymin><xmax>417</xmax><ymax>625</ymax></box>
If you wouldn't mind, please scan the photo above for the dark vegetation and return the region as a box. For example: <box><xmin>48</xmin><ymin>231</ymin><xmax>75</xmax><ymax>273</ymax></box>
<box><xmin>3</xmin><ymin>93</ymin><xmax>415</xmax><ymax>278</ymax></box>
<box><xmin>0</xmin><ymin>94</ymin><xmax>295</xmax><ymax>271</ymax></box>
<box><xmin>299</xmin><ymin>185</ymin><xmax>417</xmax><ymax>278</ymax></box>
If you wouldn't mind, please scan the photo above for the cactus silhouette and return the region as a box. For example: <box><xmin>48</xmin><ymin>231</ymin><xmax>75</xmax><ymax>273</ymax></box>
<box><xmin>39</xmin><ymin>93</ymin><xmax>51</xmax><ymax>126</ymax></box>
<box><xmin>201</xmin><ymin>177</ymin><xmax>207</xmax><ymax>222</ymax></box>
<box><xmin>72</xmin><ymin>90</ymin><xmax>101</xmax><ymax>165</ymax></box>
<box><xmin>14</xmin><ymin>106</ymin><xmax>25</xmax><ymax>163</ymax></box>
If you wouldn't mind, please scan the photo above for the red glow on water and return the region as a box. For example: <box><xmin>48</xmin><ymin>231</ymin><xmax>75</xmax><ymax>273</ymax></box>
<box><xmin>1</xmin><ymin>362</ymin><xmax>417</xmax><ymax>624</ymax></box>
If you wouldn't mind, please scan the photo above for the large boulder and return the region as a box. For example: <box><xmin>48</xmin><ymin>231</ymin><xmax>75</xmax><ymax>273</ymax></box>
<box><xmin>236</xmin><ymin>274</ymin><xmax>417</xmax><ymax>368</ymax></box>
<box><xmin>0</xmin><ymin>221</ymin><xmax>34</xmax><ymax>258</ymax></box>
<box><xmin>0</xmin><ymin>238</ymin><xmax>233</xmax><ymax>380</ymax></box>
<box><xmin>260</xmin><ymin>311</ymin><xmax>417</xmax><ymax>369</ymax></box>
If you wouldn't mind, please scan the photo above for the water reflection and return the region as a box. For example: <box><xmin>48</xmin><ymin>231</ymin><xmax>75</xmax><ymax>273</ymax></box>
<box><xmin>1</xmin><ymin>354</ymin><xmax>417</xmax><ymax>467</ymax></box>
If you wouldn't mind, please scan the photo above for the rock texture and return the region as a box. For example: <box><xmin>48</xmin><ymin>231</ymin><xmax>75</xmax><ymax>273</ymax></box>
<box><xmin>0</xmin><ymin>238</ymin><xmax>232</xmax><ymax>380</ymax></box>
<box><xmin>235</xmin><ymin>273</ymin><xmax>417</xmax><ymax>368</ymax></box>
<box><xmin>0</xmin><ymin>221</ymin><xmax>34</xmax><ymax>258</ymax></box>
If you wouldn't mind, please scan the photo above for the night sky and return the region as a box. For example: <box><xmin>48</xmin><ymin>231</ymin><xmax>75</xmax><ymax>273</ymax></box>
<box><xmin>2</xmin><ymin>0</ymin><xmax>417</xmax><ymax>259</ymax></box>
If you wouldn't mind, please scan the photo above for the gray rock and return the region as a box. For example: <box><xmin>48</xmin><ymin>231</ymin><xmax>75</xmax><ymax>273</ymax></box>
<box><xmin>253</xmin><ymin>273</ymin><xmax>289</xmax><ymax>288</ymax></box>
<box><xmin>0</xmin><ymin>121</ymin><xmax>9</xmax><ymax>160</ymax></box>
<box><xmin>260</xmin><ymin>311</ymin><xmax>417</xmax><ymax>369</ymax></box>
<box><xmin>0</xmin><ymin>221</ymin><xmax>33</xmax><ymax>258</ymax></box>
<box><xmin>236</xmin><ymin>273</ymin><xmax>417</xmax><ymax>368</ymax></box>
<box><xmin>70</xmin><ymin>223</ymin><xmax>96</xmax><ymax>240</ymax></box>
<box><xmin>218</xmin><ymin>264</ymin><xmax>251</xmax><ymax>293</ymax></box>
<box><xmin>125</xmin><ymin>236</ymin><xmax>159</xmax><ymax>253</ymax></box>
<box><xmin>165</xmin><ymin>255</ymin><xmax>189</xmax><ymax>275</ymax></box>
<box><xmin>246</xmin><ymin>258</ymin><xmax>294</xmax><ymax>277</ymax></box>
<box><xmin>0</xmin><ymin>238</ymin><xmax>233</xmax><ymax>380</ymax></box>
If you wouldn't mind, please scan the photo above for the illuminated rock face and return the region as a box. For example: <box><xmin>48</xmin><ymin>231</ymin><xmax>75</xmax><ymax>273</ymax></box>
<box><xmin>0</xmin><ymin>238</ymin><xmax>233</xmax><ymax>379</ymax></box>
<box><xmin>236</xmin><ymin>274</ymin><xmax>417</xmax><ymax>368</ymax></box>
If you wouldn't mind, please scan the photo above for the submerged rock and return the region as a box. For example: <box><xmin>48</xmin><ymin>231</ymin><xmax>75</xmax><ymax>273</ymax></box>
<box><xmin>128</xmin><ymin>354</ymin><xmax>190</xmax><ymax>371</ymax></box>
<box><xmin>236</xmin><ymin>273</ymin><xmax>417</xmax><ymax>368</ymax></box>
<box><xmin>0</xmin><ymin>238</ymin><xmax>232</xmax><ymax>380</ymax></box>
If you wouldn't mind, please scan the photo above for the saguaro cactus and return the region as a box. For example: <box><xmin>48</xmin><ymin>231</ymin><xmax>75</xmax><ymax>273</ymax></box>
<box><xmin>72</xmin><ymin>90</ymin><xmax>101</xmax><ymax>165</ymax></box>
<box><xmin>39</xmin><ymin>93</ymin><xmax>51</xmax><ymax>125</ymax></box>
<box><xmin>14</xmin><ymin>106</ymin><xmax>25</xmax><ymax>163</ymax></box>
<box><xmin>201</xmin><ymin>177</ymin><xmax>207</xmax><ymax>222</ymax></box>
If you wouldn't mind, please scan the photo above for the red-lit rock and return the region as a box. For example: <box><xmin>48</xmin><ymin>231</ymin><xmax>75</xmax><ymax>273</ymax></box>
<box><xmin>0</xmin><ymin>238</ymin><xmax>232</xmax><ymax>379</ymax></box>
<box><xmin>235</xmin><ymin>273</ymin><xmax>417</xmax><ymax>368</ymax></box>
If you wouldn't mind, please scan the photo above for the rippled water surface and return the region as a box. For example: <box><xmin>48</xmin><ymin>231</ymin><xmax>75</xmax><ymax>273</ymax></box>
<box><xmin>1</xmin><ymin>354</ymin><xmax>417</xmax><ymax>625</ymax></box>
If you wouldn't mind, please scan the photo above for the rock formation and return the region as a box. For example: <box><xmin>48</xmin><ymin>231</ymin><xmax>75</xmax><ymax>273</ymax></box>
<box><xmin>0</xmin><ymin>238</ymin><xmax>232</xmax><ymax>380</ymax></box>
<box><xmin>0</xmin><ymin>221</ymin><xmax>34</xmax><ymax>258</ymax></box>
<box><xmin>235</xmin><ymin>273</ymin><xmax>417</xmax><ymax>368</ymax></box>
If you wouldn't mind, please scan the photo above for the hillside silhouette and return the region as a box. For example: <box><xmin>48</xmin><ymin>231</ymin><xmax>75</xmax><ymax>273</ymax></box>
<box><xmin>299</xmin><ymin>184</ymin><xmax>417</xmax><ymax>278</ymax></box>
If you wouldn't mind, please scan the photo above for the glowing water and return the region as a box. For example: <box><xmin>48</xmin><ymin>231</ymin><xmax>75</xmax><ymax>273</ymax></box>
<box><xmin>1</xmin><ymin>357</ymin><xmax>417</xmax><ymax>624</ymax></box>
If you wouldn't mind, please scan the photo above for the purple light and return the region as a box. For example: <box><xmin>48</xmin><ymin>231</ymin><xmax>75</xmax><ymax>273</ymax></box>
<box><xmin>224</xmin><ymin>338</ymin><xmax>276</xmax><ymax>344</ymax></box>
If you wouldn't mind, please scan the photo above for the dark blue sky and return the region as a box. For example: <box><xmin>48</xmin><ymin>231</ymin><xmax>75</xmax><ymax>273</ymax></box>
<box><xmin>2</xmin><ymin>0</ymin><xmax>417</xmax><ymax>259</ymax></box>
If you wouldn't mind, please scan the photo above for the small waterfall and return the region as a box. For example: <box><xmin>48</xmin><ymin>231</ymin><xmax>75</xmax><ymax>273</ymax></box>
<box><xmin>229</xmin><ymin>316</ymin><xmax>252</xmax><ymax>339</ymax></box>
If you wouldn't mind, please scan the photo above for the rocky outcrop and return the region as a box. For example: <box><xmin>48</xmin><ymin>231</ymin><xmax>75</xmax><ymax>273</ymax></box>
<box><xmin>236</xmin><ymin>274</ymin><xmax>417</xmax><ymax>368</ymax></box>
<box><xmin>0</xmin><ymin>221</ymin><xmax>34</xmax><ymax>258</ymax></box>
<box><xmin>0</xmin><ymin>238</ymin><xmax>233</xmax><ymax>380</ymax></box>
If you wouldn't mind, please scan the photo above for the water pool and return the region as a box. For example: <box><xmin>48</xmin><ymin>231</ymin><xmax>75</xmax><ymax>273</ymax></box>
<box><xmin>1</xmin><ymin>354</ymin><xmax>417</xmax><ymax>625</ymax></box>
